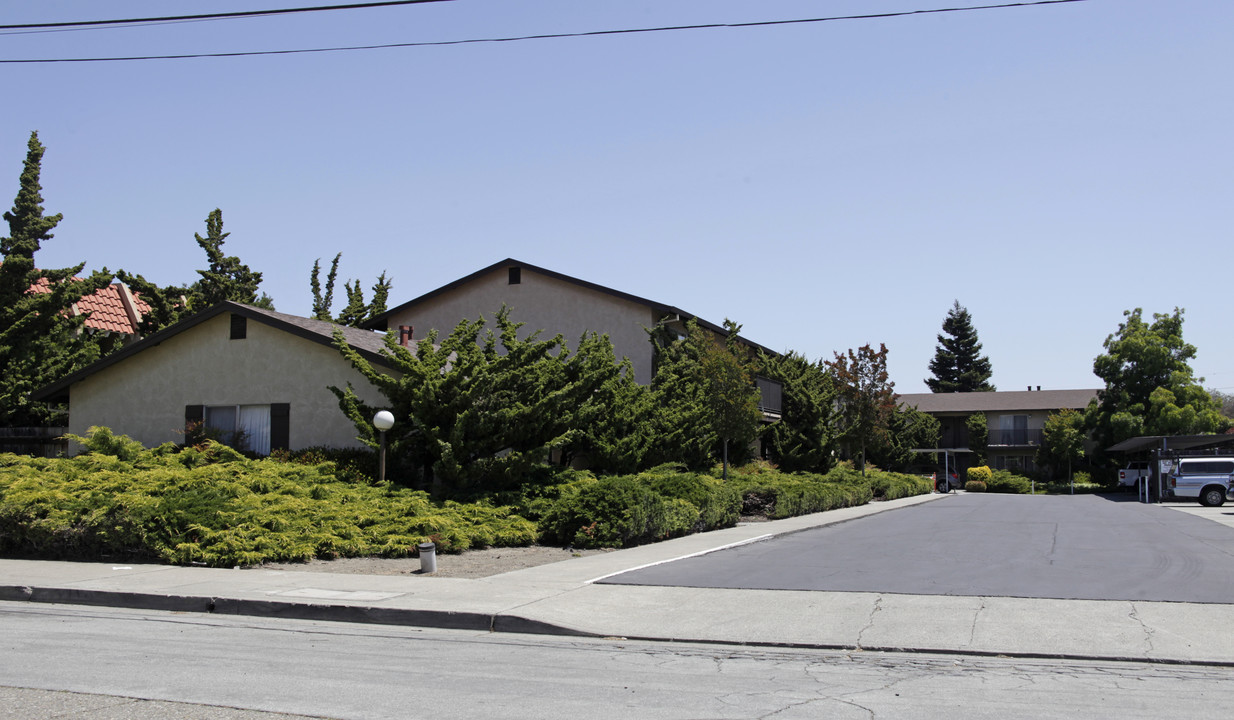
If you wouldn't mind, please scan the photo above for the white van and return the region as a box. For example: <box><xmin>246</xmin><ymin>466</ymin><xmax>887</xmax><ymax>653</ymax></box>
<box><xmin>1166</xmin><ymin>457</ymin><xmax>1234</xmax><ymax>507</ymax></box>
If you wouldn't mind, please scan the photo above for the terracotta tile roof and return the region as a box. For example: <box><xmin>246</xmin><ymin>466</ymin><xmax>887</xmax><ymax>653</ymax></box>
<box><xmin>28</xmin><ymin>276</ymin><xmax>151</xmax><ymax>335</ymax></box>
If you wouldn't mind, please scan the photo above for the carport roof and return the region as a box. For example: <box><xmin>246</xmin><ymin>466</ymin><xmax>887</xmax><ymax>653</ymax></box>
<box><xmin>1106</xmin><ymin>435</ymin><xmax>1234</xmax><ymax>453</ymax></box>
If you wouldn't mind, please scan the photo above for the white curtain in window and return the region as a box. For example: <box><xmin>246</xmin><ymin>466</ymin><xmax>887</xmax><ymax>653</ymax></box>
<box><xmin>238</xmin><ymin>405</ymin><xmax>272</xmax><ymax>456</ymax></box>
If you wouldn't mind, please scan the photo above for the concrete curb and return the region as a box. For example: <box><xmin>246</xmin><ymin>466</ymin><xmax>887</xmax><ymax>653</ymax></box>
<box><xmin>0</xmin><ymin>584</ymin><xmax>597</xmax><ymax>638</ymax></box>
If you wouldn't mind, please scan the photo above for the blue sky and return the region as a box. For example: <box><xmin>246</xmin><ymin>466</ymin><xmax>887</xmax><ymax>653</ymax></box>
<box><xmin>3</xmin><ymin>0</ymin><xmax>1231</xmax><ymax>394</ymax></box>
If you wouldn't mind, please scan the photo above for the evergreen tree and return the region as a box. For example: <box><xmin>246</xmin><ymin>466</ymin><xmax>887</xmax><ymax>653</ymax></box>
<box><xmin>926</xmin><ymin>300</ymin><xmax>994</xmax><ymax>393</ymax></box>
<box><xmin>758</xmin><ymin>350</ymin><xmax>838</xmax><ymax>473</ymax></box>
<box><xmin>309</xmin><ymin>254</ymin><xmax>391</xmax><ymax>327</ymax></box>
<box><xmin>310</xmin><ymin>254</ymin><xmax>341</xmax><ymax>321</ymax></box>
<box><xmin>643</xmin><ymin>319</ymin><xmax>717</xmax><ymax>469</ymax></box>
<box><xmin>331</xmin><ymin>307</ymin><xmax>575</xmax><ymax>492</ymax></box>
<box><xmin>558</xmin><ymin>331</ymin><xmax>652</xmax><ymax>474</ymax></box>
<box><xmin>117</xmin><ymin>210</ymin><xmax>275</xmax><ymax>334</ymax></box>
<box><xmin>0</xmin><ymin>132</ymin><xmax>111</xmax><ymax>426</ymax></box>
<box><xmin>192</xmin><ymin>209</ymin><xmax>272</xmax><ymax>308</ymax></box>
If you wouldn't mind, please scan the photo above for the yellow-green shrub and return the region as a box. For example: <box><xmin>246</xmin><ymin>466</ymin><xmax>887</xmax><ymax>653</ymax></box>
<box><xmin>0</xmin><ymin>431</ymin><xmax>536</xmax><ymax>567</ymax></box>
<box><xmin>967</xmin><ymin>465</ymin><xmax>993</xmax><ymax>485</ymax></box>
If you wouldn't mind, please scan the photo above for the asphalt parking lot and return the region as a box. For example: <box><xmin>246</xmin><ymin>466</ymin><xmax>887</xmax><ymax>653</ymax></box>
<box><xmin>602</xmin><ymin>493</ymin><xmax>1234</xmax><ymax>603</ymax></box>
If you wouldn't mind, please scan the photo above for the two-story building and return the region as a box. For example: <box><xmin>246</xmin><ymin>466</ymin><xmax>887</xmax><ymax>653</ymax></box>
<box><xmin>363</xmin><ymin>258</ymin><xmax>783</xmax><ymax>420</ymax></box>
<box><xmin>898</xmin><ymin>388</ymin><xmax>1099</xmax><ymax>473</ymax></box>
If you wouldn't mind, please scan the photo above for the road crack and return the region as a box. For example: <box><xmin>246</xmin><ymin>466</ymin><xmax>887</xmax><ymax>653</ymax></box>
<box><xmin>856</xmin><ymin>596</ymin><xmax>883</xmax><ymax>649</ymax></box>
<box><xmin>1128</xmin><ymin>602</ymin><xmax>1155</xmax><ymax>656</ymax></box>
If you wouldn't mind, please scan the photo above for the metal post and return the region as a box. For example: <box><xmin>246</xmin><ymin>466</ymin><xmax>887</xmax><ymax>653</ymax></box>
<box><xmin>379</xmin><ymin>430</ymin><xmax>387</xmax><ymax>483</ymax></box>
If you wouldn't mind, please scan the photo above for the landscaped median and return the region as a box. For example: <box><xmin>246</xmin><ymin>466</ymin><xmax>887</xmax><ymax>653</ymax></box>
<box><xmin>0</xmin><ymin>427</ymin><xmax>931</xmax><ymax>568</ymax></box>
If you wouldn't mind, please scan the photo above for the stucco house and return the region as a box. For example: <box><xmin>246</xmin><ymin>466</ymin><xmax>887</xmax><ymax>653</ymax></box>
<box><xmin>898</xmin><ymin>388</ymin><xmax>1099</xmax><ymax>472</ymax></box>
<box><xmin>32</xmin><ymin>302</ymin><xmax>393</xmax><ymax>455</ymax></box>
<box><xmin>363</xmin><ymin>258</ymin><xmax>782</xmax><ymax>417</ymax></box>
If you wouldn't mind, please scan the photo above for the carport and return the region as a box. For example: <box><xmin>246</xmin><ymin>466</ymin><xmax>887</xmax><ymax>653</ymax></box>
<box><xmin>910</xmin><ymin>448</ymin><xmax>972</xmax><ymax>492</ymax></box>
<box><xmin>1106</xmin><ymin>434</ymin><xmax>1234</xmax><ymax>503</ymax></box>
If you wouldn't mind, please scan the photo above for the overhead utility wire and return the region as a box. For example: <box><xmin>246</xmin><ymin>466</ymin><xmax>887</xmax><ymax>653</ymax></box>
<box><xmin>0</xmin><ymin>0</ymin><xmax>1090</xmax><ymax>64</ymax></box>
<box><xmin>0</xmin><ymin>0</ymin><xmax>454</xmax><ymax>31</ymax></box>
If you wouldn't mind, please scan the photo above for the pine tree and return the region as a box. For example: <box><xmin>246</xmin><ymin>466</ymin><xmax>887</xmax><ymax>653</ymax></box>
<box><xmin>926</xmin><ymin>300</ymin><xmax>995</xmax><ymax>393</ymax></box>
<box><xmin>0</xmin><ymin>132</ymin><xmax>111</xmax><ymax>426</ymax></box>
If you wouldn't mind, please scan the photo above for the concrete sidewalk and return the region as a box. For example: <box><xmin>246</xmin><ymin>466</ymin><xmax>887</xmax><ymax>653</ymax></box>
<box><xmin>5</xmin><ymin>493</ymin><xmax>1234</xmax><ymax>666</ymax></box>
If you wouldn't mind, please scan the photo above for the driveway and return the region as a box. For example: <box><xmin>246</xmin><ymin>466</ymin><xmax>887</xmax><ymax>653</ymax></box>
<box><xmin>600</xmin><ymin>493</ymin><xmax>1234</xmax><ymax>603</ymax></box>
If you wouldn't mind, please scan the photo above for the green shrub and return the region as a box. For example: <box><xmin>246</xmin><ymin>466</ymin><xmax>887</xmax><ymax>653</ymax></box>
<box><xmin>0</xmin><ymin>429</ymin><xmax>537</xmax><ymax>566</ymax></box>
<box><xmin>64</xmin><ymin>426</ymin><xmax>147</xmax><ymax>463</ymax></box>
<box><xmin>865</xmin><ymin>468</ymin><xmax>932</xmax><ymax>500</ymax></box>
<box><xmin>966</xmin><ymin>480</ymin><xmax>987</xmax><ymax>492</ymax></box>
<box><xmin>726</xmin><ymin>465</ymin><xmax>874</xmax><ymax>519</ymax></box>
<box><xmin>269</xmin><ymin>446</ymin><xmax>379</xmax><ymax>485</ymax></box>
<box><xmin>986</xmin><ymin>470</ymin><xmax>1032</xmax><ymax>494</ymax></box>
<box><xmin>538</xmin><ymin>476</ymin><xmax>698</xmax><ymax>548</ymax></box>
<box><xmin>967</xmin><ymin>465</ymin><xmax>993</xmax><ymax>485</ymax></box>
<box><xmin>644</xmin><ymin>470</ymin><xmax>740</xmax><ymax>532</ymax></box>
<box><xmin>1074</xmin><ymin>471</ymin><xmax>1092</xmax><ymax>485</ymax></box>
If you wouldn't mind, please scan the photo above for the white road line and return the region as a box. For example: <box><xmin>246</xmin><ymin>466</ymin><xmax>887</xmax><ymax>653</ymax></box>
<box><xmin>584</xmin><ymin>534</ymin><xmax>773</xmax><ymax>585</ymax></box>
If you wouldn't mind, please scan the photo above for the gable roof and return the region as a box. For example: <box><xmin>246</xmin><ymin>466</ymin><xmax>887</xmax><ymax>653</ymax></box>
<box><xmin>32</xmin><ymin>302</ymin><xmax>397</xmax><ymax>404</ymax></box>
<box><xmin>898</xmin><ymin>389</ymin><xmax>1099</xmax><ymax>414</ymax></box>
<box><xmin>29</xmin><ymin>277</ymin><xmax>152</xmax><ymax>335</ymax></box>
<box><xmin>363</xmin><ymin>257</ymin><xmax>777</xmax><ymax>355</ymax></box>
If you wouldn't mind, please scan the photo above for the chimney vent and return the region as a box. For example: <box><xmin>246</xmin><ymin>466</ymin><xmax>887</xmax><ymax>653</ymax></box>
<box><xmin>398</xmin><ymin>325</ymin><xmax>413</xmax><ymax>347</ymax></box>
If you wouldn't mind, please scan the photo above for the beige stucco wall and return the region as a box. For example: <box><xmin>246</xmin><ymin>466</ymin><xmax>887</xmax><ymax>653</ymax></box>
<box><xmin>385</xmin><ymin>266</ymin><xmax>664</xmax><ymax>383</ymax></box>
<box><xmin>66</xmin><ymin>313</ymin><xmax>389</xmax><ymax>452</ymax></box>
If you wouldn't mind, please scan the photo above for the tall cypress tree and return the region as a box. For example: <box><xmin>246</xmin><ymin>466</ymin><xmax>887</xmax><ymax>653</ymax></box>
<box><xmin>0</xmin><ymin>132</ymin><xmax>111</xmax><ymax>426</ymax></box>
<box><xmin>192</xmin><ymin>209</ymin><xmax>273</xmax><ymax>309</ymax></box>
<box><xmin>926</xmin><ymin>300</ymin><xmax>995</xmax><ymax>393</ymax></box>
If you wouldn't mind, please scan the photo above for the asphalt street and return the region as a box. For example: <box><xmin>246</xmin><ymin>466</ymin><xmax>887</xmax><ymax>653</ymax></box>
<box><xmin>601</xmin><ymin>493</ymin><xmax>1234</xmax><ymax>603</ymax></box>
<box><xmin>6</xmin><ymin>603</ymin><xmax>1234</xmax><ymax>720</ymax></box>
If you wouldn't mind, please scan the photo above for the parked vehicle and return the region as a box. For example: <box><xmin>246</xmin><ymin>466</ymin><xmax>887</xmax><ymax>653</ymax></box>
<box><xmin>936</xmin><ymin>469</ymin><xmax>961</xmax><ymax>494</ymax></box>
<box><xmin>1165</xmin><ymin>457</ymin><xmax>1234</xmax><ymax>507</ymax></box>
<box><xmin>1118</xmin><ymin>460</ymin><xmax>1151</xmax><ymax>489</ymax></box>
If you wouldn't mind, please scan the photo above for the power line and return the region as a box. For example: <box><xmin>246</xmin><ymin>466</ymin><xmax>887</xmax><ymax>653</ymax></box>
<box><xmin>0</xmin><ymin>1</ymin><xmax>454</xmax><ymax>31</ymax></box>
<box><xmin>0</xmin><ymin>0</ymin><xmax>1091</xmax><ymax>64</ymax></box>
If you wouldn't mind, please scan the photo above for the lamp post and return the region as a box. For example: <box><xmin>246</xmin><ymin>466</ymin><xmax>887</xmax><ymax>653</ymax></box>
<box><xmin>373</xmin><ymin>411</ymin><xmax>394</xmax><ymax>482</ymax></box>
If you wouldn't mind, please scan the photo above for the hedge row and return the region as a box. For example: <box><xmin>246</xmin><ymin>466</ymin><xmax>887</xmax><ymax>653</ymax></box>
<box><xmin>0</xmin><ymin>429</ymin><xmax>932</xmax><ymax>563</ymax></box>
<box><xmin>0</xmin><ymin>430</ymin><xmax>536</xmax><ymax>566</ymax></box>
<box><xmin>536</xmin><ymin>462</ymin><xmax>931</xmax><ymax>548</ymax></box>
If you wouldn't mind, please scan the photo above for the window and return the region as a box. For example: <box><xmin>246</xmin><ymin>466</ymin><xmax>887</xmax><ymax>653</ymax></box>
<box><xmin>998</xmin><ymin>415</ymin><xmax>1028</xmax><ymax>445</ymax></box>
<box><xmin>996</xmin><ymin>455</ymin><xmax>1035</xmax><ymax>472</ymax></box>
<box><xmin>186</xmin><ymin>403</ymin><xmax>289</xmax><ymax>455</ymax></box>
<box><xmin>204</xmin><ymin>405</ymin><xmax>270</xmax><ymax>454</ymax></box>
<box><xmin>1178</xmin><ymin>460</ymin><xmax>1234</xmax><ymax>475</ymax></box>
<box><xmin>230</xmin><ymin>314</ymin><xmax>247</xmax><ymax>340</ymax></box>
<box><xmin>508</xmin><ymin>266</ymin><xmax>521</xmax><ymax>285</ymax></box>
